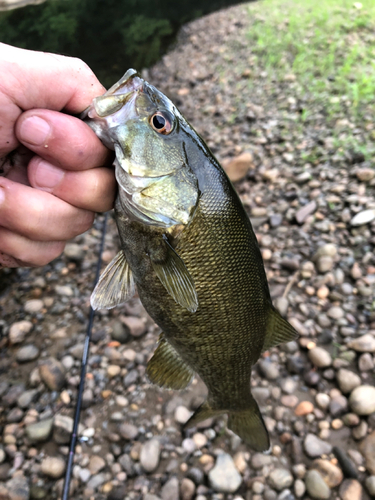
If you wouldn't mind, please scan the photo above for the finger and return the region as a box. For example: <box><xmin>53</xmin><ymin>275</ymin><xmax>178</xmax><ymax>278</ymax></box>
<box><xmin>16</xmin><ymin>109</ymin><xmax>111</xmax><ymax>171</ymax></box>
<box><xmin>0</xmin><ymin>227</ymin><xmax>65</xmax><ymax>267</ymax></box>
<box><xmin>28</xmin><ymin>157</ymin><xmax>116</xmax><ymax>212</ymax></box>
<box><xmin>1</xmin><ymin>43</ymin><xmax>105</xmax><ymax>113</ymax></box>
<box><xmin>0</xmin><ymin>177</ymin><xmax>94</xmax><ymax>241</ymax></box>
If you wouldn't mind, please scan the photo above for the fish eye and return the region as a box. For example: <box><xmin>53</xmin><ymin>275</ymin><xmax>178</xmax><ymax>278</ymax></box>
<box><xmin>150</xmin><ymin>111</ymin><xmax>173</xmax><ymax>135</ymax></box>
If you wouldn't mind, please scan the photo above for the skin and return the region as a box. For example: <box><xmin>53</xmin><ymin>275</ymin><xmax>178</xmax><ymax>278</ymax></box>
<box><xmin>0</xmin><ymin>43</ymin><xmax>116</xmax><ymax>268</ymax></box>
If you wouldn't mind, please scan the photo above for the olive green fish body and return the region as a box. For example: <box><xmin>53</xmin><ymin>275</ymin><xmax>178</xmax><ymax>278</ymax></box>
<box><xmin>84</xmin><ymin>70</ymin><xmax>298</xmax><ymax>451</ymax></box>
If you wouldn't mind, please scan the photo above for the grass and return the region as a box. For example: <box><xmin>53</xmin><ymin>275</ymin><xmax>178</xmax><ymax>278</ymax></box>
<box><xmin>247</xmin><ymin>0</ymin><xmax>375</xmax><ymax>113</ymax></box>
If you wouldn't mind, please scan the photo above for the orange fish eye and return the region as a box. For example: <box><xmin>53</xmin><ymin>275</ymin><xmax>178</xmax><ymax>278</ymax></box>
<box><xmin>150</xmin><ymin>111</ymin><xmax>173</xmax><ymax>134</ymax></box>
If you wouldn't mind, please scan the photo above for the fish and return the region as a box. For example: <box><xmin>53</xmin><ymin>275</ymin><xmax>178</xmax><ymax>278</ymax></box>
<box><xmin>82</xmin><ymin>69</ymin><xmax>298</xmax><ymax>451</ymax></box>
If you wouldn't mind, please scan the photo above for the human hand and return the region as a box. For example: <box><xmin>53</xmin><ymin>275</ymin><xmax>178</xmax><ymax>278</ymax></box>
<box><xmin>0</xmin><ymin>43</ymin><xmax>116</xmax><ymax>268</ymax></box>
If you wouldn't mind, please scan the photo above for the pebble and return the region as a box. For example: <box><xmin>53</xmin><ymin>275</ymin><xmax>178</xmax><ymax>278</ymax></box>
<box><xmin>55</xmin><ymin>285</ymin><xmax>74</xmax><ymax>296</ymax></box>
<box><xmin>365</xmin><ymin>476</ymin><xmax>375</xmax><ymax>497</ymax></box>
<box><xmin>26</xmin><ymin>418</ymin><xmax>54</xmax><ymax>442</ymax></box>
<box><xmin>295</xmin><ymin>401</ymin><xmax>314</xmax><ymax>416</ymax></box>
<box><xmin>358</xmin><ymin>353</ymin><xmax>374</xmax><ymax>371</ymax></box>
<box><xmin>315</xmin><ymin>393</ymin><xmax>330</xmax><ymax>410</ymax></box>
<box><xmin>107</xmin><ymin>364</ymin><xmax>121</xmax><ymax>378</ymax></box>
<box><xmin>349</xmin><ymin>385</ymin><xmax>375</xmax><ymax>415</ymax></box>
<box><xmin>89</xmin><ymin>455</ymin><xmax>106</xmax><ymax>474</ymax></box>
<box><xmin>5</xmin><ymin>475</ymin><xmax>30</xmax><ymax>500</ymax></box>
<box><xmin>140</xmin><ymin>438</ymin><xmax>161</xmax><ymax>472</ymax></box>
<box><xmin>180</xmin><ymin>478</ymin><xmax>195</xmax><ymax>500</ymax></box>
<box><xmin>110</xmin><ymin>321</ymin><xmax>129</xmax><ymax>344</ymax></box>
<box><xmin>347</xmin><ymin>334</ymin><xmax>375</xmax><ymax>353</ymax></box>
<box><xmin>316</xmin><ymin>256</ymin><xmax>334</xmax><ymax>273</ymax></box>
<box><xmin>329</xmin><ymin>395</ymin><xmax>348</xmax><ymax>417</ymax></box>
<box><xmin>208</xmin><ymin>453</ymin><xmax>242</xmax><ymax>493</ymax></box>
<box><xmin>17</xmin><ymin>388</ymin><xmax>39</xmax><ymax>408</ymax></box>
<box><xmin>304</xmin><ymin>434</ymin><xmax>332</xmax><ymax>458</ymax></box>
<box><xmin>41</xmin><ymin>456</ymin><xmax>66</xmax><ymax>478</ymax></box>
<box><xmin>24</xmin><ymin>299</ymin><xmax>44</xmax><ymax>314</ymax></box>
<box><xmin>174</xmin><ymin>405</ymin><xmax>192</xmax><ymax>424</ymax></box>
<box><xmin>311</xmin><ymin>459</ymin><xmax>343</xmax><ymax>487</ymax></box>
<box><xmin>350</xmin><ymin>208</ymin><xmax>375</xmax><ymax>226</ymax></box>
<box><xmin>268</xmin><ymin>468</ymin><xmax>293</xmax><ymax>491</ymax></box>
<box><xmin>16</xmin><ymin>344</ymin><xmax>40</xmax><ymax>362</ymax></box>
<box><xmin>118</xmin><ymin>422</ymin><xmax>139</xmax><ymax>440</ymax></box>
<box><xmin>9</xmin><ymin>320</ymin><xmax>33</xmax><ymax>344</ymax></box>
<box><xmin>308</xmin><ymin>347</ymin><xmax>332</xmax><ymax>368</ymax></box>
<box><xmin>223</xmin><ymin>151</ymin><xmax>255</xmax><ymax>182</ymax></box>
<box><xmin>121</xmin><ymin>315</ymin><xmax>147</xmax><ymax>337</ymax></box>
<box><xmin>305</xmin><ymin>469</ymin><xmax>331</xmax><ymax>499</ymax></box>
<box><xmin>38</xmin><ymin>357</ymin><xmax>66</xmax><ymax>391</ymax></box>
<box><xmin>360</xmin><ymin>431</ymin><xmax>375</xmax><ymax>474</ymax></box>
<box><xmin>336</xmin><ymin>369</ymin><xmax>361</xmax><ymax>394</ymax></box>
<box><xmin>338</xmin><ymin>479</ymin><xmax>362</xmax><ymax>500</ymax></box>
<box><xmin>258</xmin><ymin>359</ymin><xmax>279</xmax><ymax>379</ymax></box>
<box><xmin>161</xmin><ymin>476</ymin><xmax>179</xmax><ymax>500</ymax></box>
<box><xmin>64</xmin><ymin>243</ymin><xmax>85</xmax><ymax>262</ymax></box>
<box><xmin>294</xmin><ymin>478</ymin><xmax>306</xmax><ymax>498</ymax></box>
<box><xmin>53</xmin><ymin>414</ymin><xmax>82</xmax><ymax>444</ymax></box>
<box><xmin>295</xmin><ymin>200</ymin><xmax>317</xmax><ymax>224</ymax></box>
<box><xmin>193</xmin><ymin>432</ymin><xmax>208</xmax><ymax>448</ymax></box>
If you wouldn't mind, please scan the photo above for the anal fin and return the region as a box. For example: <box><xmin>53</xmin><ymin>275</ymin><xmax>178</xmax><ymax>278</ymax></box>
<box><xmin>146</xmin><ymin>335</ymin><xmax>194</xmax><ymax>390</ymax></box>
<box><xmin>262</xmin><ymin>306</ymin><xmax>298</xmax><ymax>352</ymax></box>
<box><xmin>91</xmin><ymin>250</ymin><xmax>135</xmax><ymax>310</ymax></box>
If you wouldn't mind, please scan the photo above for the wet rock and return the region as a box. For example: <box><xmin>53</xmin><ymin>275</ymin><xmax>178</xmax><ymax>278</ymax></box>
<box><xmin>305</xmin><ymin>469</ymin><xmax>331</xmax><ymax>499</ymax></box>
<box><xmin>16</xmin><ymin>344</ymin><xmax>39</xmax><ymax>362</ymax></box>
<box><xmin>118</xmin><ymin>423</ymin><xmax>138</xmax><ymax>440</ymax></box>
<box><xmin>39</xmin><ymin>357</ymin><xmax>65</xmax><ymax>391</ymax></box>
<box><xmin>311</xmin><ymin>459</ymin><xmax>343</xmax><ymax>488</ymax></box>
<box><xmin>336</xmin><ymin>369</ymin><xmax>361</xmax><ymax>394</ymax></box>
<box><xmin>308</xmin><ymin>347</ymin><xmax>332</xmax><ymax>368</ymax></box>
<box><xmin>41</xmin><ymin>456</ymin><xmax>66</xmax><ymax>478</ymax></box>
<box><xmin>9</xmin><ymin>320</ymin><xmax>33</xmax><ymax>344</ymax></box>
<box><xmin>304</xmin><ymin>434</ymin><xmax>332</xmax><ymax>458</ymax></box>
<box><xmin>338</xmin><ymin>479</ymin><xmax>362</xmax><ymax>500</ymax></box>
<box><xmin>347</xmin><ymin>334</ymin><xmax>375</xmax><ymax>353</ymax></box>
<box><xmin>208</xmin><ymin>453</ymin><xmax>242</xmax><ymax>493</ymax></box>
<box><xmin>6</xmin><ymin>475</ymin><xmax>30</xmax><ymax>500</ymax></box>
<box><xmin>161</xmin><ymin>477</ymin><xmax>179</xmax><ymax>500</ymax></box>
<box><xmin>26</xmin><ymin>418</ymin><xmax>53</xmax><ymax>442</ymax></box>
<box><xmin>268</xmin><ymin>468</ymin><xmax>293</xmax><ymax>491</ymax></box>
<box><xmin>140</xmin><ymin>438</ymin><xmax>161</xmax><ymax>472</ymax></box>
<box><xmin>360</xmin><ymin>431</ymin><xmax>375</xmax><ymax>474</ymax></box>
<box><xmin>222</xmin><ymin>151</ymin><xmax>255</xmax><ymax>182</ymax></box>
<box><xmin>349</xmin><ymin>385</ymin><xmax>375</xmax><ymax>415</ymax></box>
<box><xmin>24</xmin><ymin>299</ymin><xmax>44</xmax><ymax>314</ymax></box>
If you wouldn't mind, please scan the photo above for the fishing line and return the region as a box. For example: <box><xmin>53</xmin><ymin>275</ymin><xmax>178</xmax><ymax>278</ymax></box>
<box><xmin>62</xmin><ymin>212</ymin><xmax>108</xmax><ymax>500</ymax></box>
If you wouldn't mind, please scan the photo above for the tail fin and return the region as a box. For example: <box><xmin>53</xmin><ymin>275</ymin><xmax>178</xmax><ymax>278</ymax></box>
<box><xmin>227</xmin><ymin>396</ymin><xmax>270</xmax><ymax>452</ymax></box>
<box><xmin>184</xmin><ymin>396</ymin><xmax>270</xmax><ymax>452</ymax></box>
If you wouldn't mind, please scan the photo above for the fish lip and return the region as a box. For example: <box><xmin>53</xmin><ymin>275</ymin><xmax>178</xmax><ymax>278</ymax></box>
<box><xmin>107</xmin><ymin>69</ymin><xmax>144</xmax><ymax>96</ymax></box>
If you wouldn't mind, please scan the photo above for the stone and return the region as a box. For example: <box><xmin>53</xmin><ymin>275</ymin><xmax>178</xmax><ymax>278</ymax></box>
<box><xmin>347</xmin><ymin>334</ymin><xmax>375</xmax><ymax>353</ymax></box>
<box><xmin>5</xmin><ymin>475</ymin><xmax>30</xmax><ymax>500</ymax></box>
<box><xmin>305</xmin><ymin>469</ymin><xmax>331</xmax><ymax>499</ymax></box>
<box><xmin>39</xmin><ymin>357</ymin><xmax>65</xmax><ymax>391</ymax></box>
<box><xmin>295</xmin><ymin>201</ymin><xmax>317</xmax><ymax>224</ymax></box>
<box><xmin>24</xmin><ymin>299</ymin><xmax>44</xmax><ymax>314</ymax></box>
<box><xmin>41</xmin><ymin>456</ymin><xmax>66</xmax><ymax>478</ymax></box>
<box><xmin>349</xmin><ymin>385</ymin><xmax>375</xmax><ymax>415</ymax></box>
<box><xmin>17</xmin><ymin>389</ymin><xmax>39</xmax><ymax>408</ymax></box>
<box><xmin>53</xmin><ymin>414</ymin><xmax>83</xmax><ymax>444</ymax></box>
<box><xmin>358</xmin><ymin>353</ymin><xmax>374</xmax><ymax>371</ymax></box>
<box><xmin>365</xmin><ymin>476</ymin><xmax>375</xmax><ymax>497</ymax></box>
<box><xmin>350</xmin><ymin>209</ymin><xmax>375</xmax><ymax>226</ymax></box>
<box><xmin>294</xmin><ymin>478</ymin><xmax>306</xmax><ymax>498</ymax></box>
<box><xmin>338</xmin><ymin>479</ymin><xmax>362</xmax><ymax>500</ymax></box>
<box><xmin>55</xmin><ymin>285</ymin><xmax>74</xmax><ymax>296</ymax></box>
<box><xmin>316</xmin><ymin>256</ymin><xmax>334</xmax><ymax>273</ymax></box>
<box><xmin>9</xmin><ymin>320</ymin><xmax>33</xmax><ymax>344</ymax></box>
<box><xmin>161</xmin><ymin>477</ymin><xmax>179</xmax><ymax>500</ymax></box>
<box><xmin>360</xmin><ymin>431</ymin><xmax>375</xmax><ymax>474</ymax></box>
<box><xmin>208</xmin><ymin>453</ymin><xmax>242</xmax><ymax>493</ymax></box>
<box><xmin>121</xmin><ymin>315</ymin><xmax>147</xmax><ymax>337</ymax></box>
<box><xmin>311</xmin><ymin>459</ymin><xmax>343</xmax><ymax>488</ymax></box>
<box><xmin>356</xmin><ymin>168</ymin><xmax>375</xmax><ymax>181</ymax></box>
<box><xmin>222</xmin><ymin>151</ymin><xmax>255</xmax><ymax>182</ymax></box>
<box><xmin>336</xmin><ymin>369</ymin><xmax>361</xmax><ymax>394</ymax></box>
<box><xmin>329</xmin><ymin>396</ymin><xmax>348</xmax><ymax>417</ymax></box>
<box><xmin>258</xmin><ymin>359</ymin><xmax>279</xmax><ymax>379</ymax></box>
<box><xmin>193</xmin><ymin>433</ymin><xmax>207</xmax><ymax>449</ymax></box>
<box><xmin>174</xmin><ymin>405</ymin><xmax>192</xmax><ymax>424</ymax></box>
<box><xmin>268</xmin><ymin>468</ymin><xmax>293</xmax><ymax>491</ymax></box>
<box><xmin>16</xmin><ymin>344</ymin><xmax>39</xmax><ymax>362</ymax></box>
<box><xmin>251</xmin><ymin>453</ymin><xmax>274</xmax><ymax>469</ymax></box>
<box><xmin>327</xmin><ymin>306</ymin><xmax>344</xmax><ymax>320</ymax></box>
<box><xmin>308</xmin><ymin>347</ymin><xmax>332</xmax><ymax>368</ymax></box>
<box><xmin>304</xmin><ymin>434</ymin><xmax>332</xmax><ymax>458</ymax></box>
<box><xmin>180</xmin><ymin>478</ymin><xmax>195</xmax><ymax>500</ymax></box>
<box><xmin>26</xmin><ymin>418</ymin><xmax>53</xmax><ymax>442</ymax></box>
<box><xmin>140</xmin><ymin>438</ymin><xmax>161</xmax><ymax>472</ymax></box>
<box><xmin>89</xmin><ymin>455</ymin><xmax>106</xmax><ymax>474</ymax></box>
<box><xmin>295</xmin><ymin>401</ymin><xmax>314</xmax><ymax>416</ymax></box>
<box><xmin>64</xmin><ymin>243</ymin><xmax>85</xmax><ymax>262</ymax></box>
<box><xmin>110</xmin><ymin>321</ymin><xmax>129</xmax><ymax>344</ymax></box>
<box><xmin>315</xmin><ymin>393</ymin><xmax>330</xmax><ymax>410</ymax></box>
<box><xmin>118</xmin><ymin>423</ymin><xmax>138</xmax><ymax>440</ymax></box>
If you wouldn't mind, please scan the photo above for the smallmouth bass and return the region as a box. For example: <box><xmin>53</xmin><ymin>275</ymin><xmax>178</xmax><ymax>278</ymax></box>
<box><xmin>83</xmin><ymin>69</ymin><xmax>297</xmax><ymax>451</ymax></box>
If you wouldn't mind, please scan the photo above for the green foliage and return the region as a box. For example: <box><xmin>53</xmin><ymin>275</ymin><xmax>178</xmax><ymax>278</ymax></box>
<box><xmin>0</xmin><ymin>0</ymin><xmax>240</xmax><ymax>86</ymax></box>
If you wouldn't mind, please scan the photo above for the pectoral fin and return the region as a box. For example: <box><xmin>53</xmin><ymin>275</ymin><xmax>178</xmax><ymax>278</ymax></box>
<box><xmin>91</xmin><ymin>251</ymin><xmax>135</xmax><ymax>310</ymax></box>
<box><xmin>262</xmin><ymin>306</ymin><xmax>298</xmax><ymax>352</ymax></box>
<box><xmin>150</xmin><ymin>239</ymin><xmax>198</xmax><ymax>313</ymax></box>
<box><xmin>146</xmin><ymin>335</ymin><xmax>194</xmax><ymax>390</ymax></box>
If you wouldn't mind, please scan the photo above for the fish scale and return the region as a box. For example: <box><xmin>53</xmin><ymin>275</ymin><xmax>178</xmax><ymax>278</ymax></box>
<box><xmin>83</xmin><ymin>69</ymin><xmax>298</xmax><ymax>451</ymax></box>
